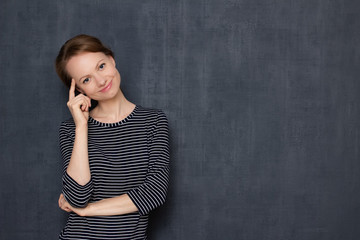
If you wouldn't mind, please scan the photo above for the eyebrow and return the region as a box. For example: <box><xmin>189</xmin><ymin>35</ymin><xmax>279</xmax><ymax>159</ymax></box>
<box><xmin>78</xmin><ymin>59</ymin><xmax>105</xmax><ymax>82</ymax></box>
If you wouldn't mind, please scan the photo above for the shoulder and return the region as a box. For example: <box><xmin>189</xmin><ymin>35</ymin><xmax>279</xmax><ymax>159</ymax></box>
<box><xmin>136</xmin><ymin>106</ymin><xmax>169</xmax><ymax>136</ymax></box>
<box><xmin>59</xmin><ymin>117</ymin><xmax>75</xmax><ymax>128</ymax></box>
<box><xmin>59</xmin><ymin>118</ymin><xmax>75</xmax><ymax>136</ymax></box>
<box><xmin>136</xmin><ymin>105</ymin><xmax>168</xmax><ymax>123</ymax></box>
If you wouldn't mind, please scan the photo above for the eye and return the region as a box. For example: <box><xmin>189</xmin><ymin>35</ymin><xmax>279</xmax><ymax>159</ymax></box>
<box><xmin>83</xmin><ymin>77</ymin><xmax>90</xmax><ymax>84</ymax></box>
<box><xmin>99</xmin><ymin>63</ymin><xmax>106</xmax><ymax>70</ymax></box>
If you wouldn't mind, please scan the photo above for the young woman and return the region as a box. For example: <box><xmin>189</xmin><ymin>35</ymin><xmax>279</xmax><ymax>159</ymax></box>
<box><xmin>55</xmin><ymin>34</ymin><xmax>170</xmax><ymax>240</ymax></box>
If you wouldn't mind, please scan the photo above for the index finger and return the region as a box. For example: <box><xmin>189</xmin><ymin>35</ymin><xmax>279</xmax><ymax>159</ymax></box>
<box><xmin>69</xmin><ymin>79</ymin><xmax>75</xmax><ymax>100</ymax></box>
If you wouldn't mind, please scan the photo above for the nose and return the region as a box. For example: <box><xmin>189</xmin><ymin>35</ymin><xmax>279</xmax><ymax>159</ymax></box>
<box><xmin>94</xmin><ymin>73</ymin><xmax>106</xmax><ymax>86</ymax></box>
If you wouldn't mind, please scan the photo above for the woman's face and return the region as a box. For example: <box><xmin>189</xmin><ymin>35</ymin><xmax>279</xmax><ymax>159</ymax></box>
<box><xmin>65</xmin><ymin>52</ymin><xmax>121</xmax><ymax>101</ymax></box>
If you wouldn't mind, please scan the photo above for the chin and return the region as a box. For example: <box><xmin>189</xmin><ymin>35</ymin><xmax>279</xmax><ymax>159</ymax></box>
<box><xmin>96</xmin><ymin>87</ymin><xmax>120</xmax><ymax>101</ymax></box>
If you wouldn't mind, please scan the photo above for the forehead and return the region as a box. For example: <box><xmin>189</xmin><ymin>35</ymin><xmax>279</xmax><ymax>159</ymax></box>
<box><xmin>66</xmin><ymin>52</ymin><xmax>108</xmax><ymax>78</ymax></box>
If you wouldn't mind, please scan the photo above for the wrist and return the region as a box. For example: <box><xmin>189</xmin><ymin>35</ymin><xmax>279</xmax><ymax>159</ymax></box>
<box><xmin>75</xmin><ymin>122</ymin><xmax>88</xmax><ymax>130</ymax></box>
<box><xmin>85</xmin><ymin>202</ymin><xmax>95</xmax><ymax>216</ymax></box>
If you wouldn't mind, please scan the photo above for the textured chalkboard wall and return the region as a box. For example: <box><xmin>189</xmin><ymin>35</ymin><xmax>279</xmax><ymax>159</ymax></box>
<box><xmin>0</xmin><ymin>0</ymin><xmax>359</xmax><ymax>239</ymax></box>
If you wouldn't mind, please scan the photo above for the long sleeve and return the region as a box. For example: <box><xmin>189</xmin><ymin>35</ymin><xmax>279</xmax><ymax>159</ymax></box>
<box><xmin>127</xmin><ymin>110</ymin><xmax>170</xmax><ymax>216</ymax></box>
<box><xmin>59</xmin><ymin>121</ymin><xmax>93</xmax><ymax>208</ymax></box>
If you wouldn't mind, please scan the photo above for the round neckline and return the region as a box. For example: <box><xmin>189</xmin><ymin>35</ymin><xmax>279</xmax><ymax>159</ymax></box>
<box><xmin>88</xmin><ymin>105</ymin><xmax>139</xmax><ymax>127</ymax></box>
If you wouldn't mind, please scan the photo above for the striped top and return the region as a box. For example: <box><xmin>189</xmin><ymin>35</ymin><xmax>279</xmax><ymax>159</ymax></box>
<box><xmin>59</xmin><ymin>105</ymin><xmax>170</xmax><ymax>240</ymax></box>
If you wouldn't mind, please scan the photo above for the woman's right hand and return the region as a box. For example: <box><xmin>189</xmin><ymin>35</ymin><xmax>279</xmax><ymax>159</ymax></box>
<box><xmin>67</xmin><ymin>79</ymin><xmax>91</xmax><ymax>126</ymax></box>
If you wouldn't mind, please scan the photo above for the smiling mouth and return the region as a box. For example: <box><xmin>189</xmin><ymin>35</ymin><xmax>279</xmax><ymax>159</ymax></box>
<box><xmin>100</xmin><ymin>80</ymin><xmax>113</xmax><ymax>92</ymax></box>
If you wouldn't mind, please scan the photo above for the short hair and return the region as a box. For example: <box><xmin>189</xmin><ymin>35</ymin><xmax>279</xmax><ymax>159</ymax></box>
<box><xmin>55</xmin><ymin>34</ymin><xmax>114</xmax><ymax>88</ymax></box>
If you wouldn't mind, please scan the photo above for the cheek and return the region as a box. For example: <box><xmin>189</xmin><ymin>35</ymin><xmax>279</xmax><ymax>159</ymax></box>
<box><xmin>109</xmin><ymin>67</ymin><xmax>118</xmax><ymax>77</ymax></box>
<box><xmin>81</xmin><ymin>85</ymin><xmax>96</xmax><ymax>96</ymax></box>
<box><xmin>114</xmin><ymin>68</ymin><xmax>121</xmax><ymax>80</ymax></box>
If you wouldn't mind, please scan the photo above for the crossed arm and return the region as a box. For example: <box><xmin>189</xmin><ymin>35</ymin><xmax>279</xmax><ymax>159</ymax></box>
<box><xmin>58</xmin><ymin>193</ymin><xmax>138</xmax><ymax>217</ymax></box>
<box><xmin>58</xmin><ymin>110</ymin><xmax>170</xmax><ymax>217</ymax></box>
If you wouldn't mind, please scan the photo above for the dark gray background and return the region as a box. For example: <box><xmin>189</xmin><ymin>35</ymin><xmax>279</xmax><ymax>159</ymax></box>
<box><xmin>0</xmin><ymin>0</ymin><xmax>359</xmax><ymax>239</ymax></box>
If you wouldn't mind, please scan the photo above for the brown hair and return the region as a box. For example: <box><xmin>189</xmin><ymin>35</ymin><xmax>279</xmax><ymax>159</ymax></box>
<box><xmin>55</xmin><ymin>34</ymin><xmax>114</xmax><ymax>88</ymax></box>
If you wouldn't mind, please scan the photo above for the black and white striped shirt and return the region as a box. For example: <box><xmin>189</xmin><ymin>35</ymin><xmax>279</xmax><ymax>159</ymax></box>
<box><xmin>59</xmin><ymin>105</ymin><xmax>170</xmax><ymax>240</ymax></box>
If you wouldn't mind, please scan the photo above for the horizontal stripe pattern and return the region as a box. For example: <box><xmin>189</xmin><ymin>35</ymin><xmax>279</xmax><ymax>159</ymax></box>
<box><xmin>58</xmin><ymin>105</ymin><xmax>170</xmax><ymax>240</ymax></box>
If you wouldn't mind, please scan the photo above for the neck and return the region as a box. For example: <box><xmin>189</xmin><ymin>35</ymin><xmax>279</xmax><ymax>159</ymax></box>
<box><xmin>91</xmin><ymin>88</ymin><xmax>135</xmax><ymax>122</ymax></box>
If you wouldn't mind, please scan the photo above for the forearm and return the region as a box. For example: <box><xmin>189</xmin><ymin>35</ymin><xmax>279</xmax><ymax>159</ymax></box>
<box><xmin>85</xmin><ymin>194</ymin><xmax>138</xmax><ymax>216</ymax></box>
<box><xmin>66</xmin><ymin>123</ymin><xmax>91</xmax><ymax>186</ymax></box>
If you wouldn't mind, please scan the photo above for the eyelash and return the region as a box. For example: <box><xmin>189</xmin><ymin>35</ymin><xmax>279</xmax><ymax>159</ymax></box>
<box><xmin>82</xmin><ymin>63</ymin><xmax>106</xmax><ymax>84</ymax></box>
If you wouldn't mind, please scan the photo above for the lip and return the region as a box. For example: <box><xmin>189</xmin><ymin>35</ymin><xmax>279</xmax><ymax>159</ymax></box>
<box><xmin>100</xmin><ymin>80</ymin><xmax>113</xmax><ymax>93</ymax></box>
